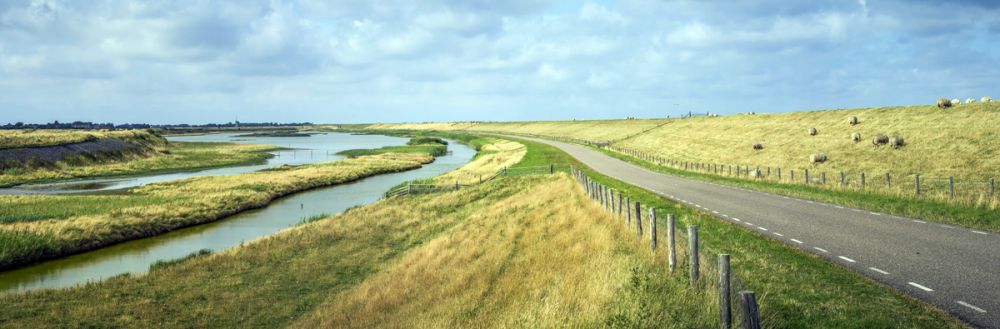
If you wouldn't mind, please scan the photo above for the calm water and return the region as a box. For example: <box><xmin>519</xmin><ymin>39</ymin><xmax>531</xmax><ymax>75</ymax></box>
<box><xmin>0</xmin><ymin>132</ymin><xmax>410</xmax><ymax>194</ymax></box>
<box><xmin>0</xmin><ymin>134</ymin><xmax>475</xmax><ymax>293</ymax></box>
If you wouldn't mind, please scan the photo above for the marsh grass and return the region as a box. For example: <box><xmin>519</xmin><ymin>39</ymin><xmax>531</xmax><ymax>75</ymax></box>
<box><xmin>0</xmin><ymin>141</ymin><xmax>279</xmax><ymax>187</ymax></box>
<box><xmin>338</xmin><ymin>137</ymin><xmax>448</xmax><ymax>157</ymax></box>
<box><xmin>0</xmin><ymin>153</ymin><xmax>434</xmax><ymax>270</ymax></box>
<box><xmin>0</xmin><ymin>130</ymin><xmax>163</xmax><ymax>149</ymax></box>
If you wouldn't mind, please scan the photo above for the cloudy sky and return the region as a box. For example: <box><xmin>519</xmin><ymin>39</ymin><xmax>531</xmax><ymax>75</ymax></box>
<box><xmin>1</xmin><ymin>0</ymin><xmax>998</xmax><ymax>124</ymax></box>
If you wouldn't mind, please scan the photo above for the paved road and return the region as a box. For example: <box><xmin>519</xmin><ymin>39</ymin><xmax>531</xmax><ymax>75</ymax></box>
<box><xmin>521</xmin><ymin>136</ymin><xmax>1000</xmax><ymax>328</ymax></box>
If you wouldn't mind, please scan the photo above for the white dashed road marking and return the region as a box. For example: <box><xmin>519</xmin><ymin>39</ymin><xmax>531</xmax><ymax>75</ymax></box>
<box><xmin>774</xmin><ymin>233</ymin><xmax>784</xmax><ymax>237</ymax></box>
<box><xmin>814</xmin><ymin>247</ymin><xmax>828</xmax><ymax>253</ymax></box>
<box><xmin>869</xmin><ymin>267</ymin><xmax>889</xmax><ymax>275</ymax></box>
<box><xmin>957</xmin><ymin>301</ymin><xmax>987</xmax><ymax>314</ymax></box>
<box><xmin>972</xmin><ymin>230</ymin><xmax>989</xmax><ymax>235</ymax></box>
<box><xmin>758</xmin><ymin>227</ymin><xmax>768</xmax><ymax>231</ymax></box>
<box><xmin>838</xmin><ymin>256</ymin><xmax>856</xmax><ymax>263</ymax></box>
<box><xmin>908</xmin><ymin>282</ymin><xmax>934</xmax><ymax>292</ymax></box>
<box><xmin>791</xmin><ymin>239</ymin><xmax>803</xmax><ymax>244</ymax></box>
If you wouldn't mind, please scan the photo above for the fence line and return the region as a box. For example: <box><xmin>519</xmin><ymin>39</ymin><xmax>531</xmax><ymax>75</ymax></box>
<box><xmin>473</xmin><ymin>130</ymin><xmax>997</xmax><ymax>208</ymax></box>
<box><xmin>572</xmin><ymin>166</ymin><xmax>761</xmax><ymax>328</ymax></box>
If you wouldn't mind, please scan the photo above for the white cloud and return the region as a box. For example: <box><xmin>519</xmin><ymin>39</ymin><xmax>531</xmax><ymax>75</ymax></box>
<box><xmin>0</xmin><ymin>0</ymin><xmax>998</xmax><ymax>124</ymax></box>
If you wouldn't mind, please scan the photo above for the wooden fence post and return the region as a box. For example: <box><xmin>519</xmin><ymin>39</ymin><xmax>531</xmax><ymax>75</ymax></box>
<box><xmin>821</xmin><ymin>172</ymin><xmax>826</xmax><ymax>185</ymax></box>
<box><xmin>689</xmin><ymin>225</ymin><xmax>699</xmax><ymax>285</ymax></box>
<box><xmin>949</xmin><ymin>176</ymin><xmax>954</xmax><ymax>198</ymax></box>
<box><xmin>719</xmin><ymin>254</ymin><xmax>732</xmax><ymax>329</ymax></box>
<box><xmin>550</xmin><ymin>163</ymin><xmax>554</xmax><ymax>174</ymax></box>
<box><xmin>618</xmin><ymin>192</ymin><xmax>624</xmax><ymax>218</ymax></box>
<box><xmin>840</xmin><ymin>171</ymin><xmax>845</xmax><ymax>186</ymax></box>
<box><xmin>635</xmin><ymin>202</ymin><xmax>643</xmax><ymax>238</ymax></box>
<box><xmin>738</xmin><ymin>291</ymin><xmax>762</xmax><ymax>329</ymax></box>
<box><xmin>626</xmin><ymin>197</ymin><xmax>632</xmax><ymax>226</ymax></box>
<box><xmin>915</xmin><ymin>174</ymin><xmax>920</xmax><ymax>194</ymax></box>
<box><xmin>668</xmin><ymin>214</ymin><xmax>676</xmax><ymax>272</ymax></box>
<box><xmin>791</xmin><ymin>170</ymin><xmax>794</xmax><ymax>181</ymax></box>
<box><xmin>649</xmin><ymin>208</ymin><xmax>657</xmax><ymax>251</ymax></box>
<box><xmin>804</xmin><ymin>169</ymin><xmax>809</xmax><ymax>184</ymax></box>
<box><xmin>886</xmin><ymin>172</ymin><xmax>891</xmax><ymax>189</ymax></box>
<box><xmin>777</xmin><ymin>167</ymin><xmax>781</xmax><ymax>180</ymax></box>
<box><xmin>990</xmin><ymin>177</ymin><xmax>995</xmax><ymax>198</ymax></box>
<box><xmin>503</xmin><ymin>166</ymin><xmax>507</xmax><ymax>176</ymax></box>
<box><xmin>861</xmin><ymin>172</ymin><xmax>866</xmax><ymax>189</ymax></box>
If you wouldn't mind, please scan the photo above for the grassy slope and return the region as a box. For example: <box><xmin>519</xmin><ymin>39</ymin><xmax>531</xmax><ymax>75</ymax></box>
<box><xmin>0</xmin><ymin>130</ymin><xmax>163</xmax><ymax>149</ymax></box>
<box><xmin>0</xmin><ymin>141</ymin><xmax>278</xmax><ymax>187</ymax></box>
<box><xmin>0</xmin><ymin>153</ymin><xmax>433</xmax><ymax>270</ymax></box>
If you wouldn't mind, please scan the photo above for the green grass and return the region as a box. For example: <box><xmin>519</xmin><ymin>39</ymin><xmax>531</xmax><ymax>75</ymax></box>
<box><xmin>338</xmin><ymin>137</ymin><xmax>448</xmax><ymax>157</ymax></box>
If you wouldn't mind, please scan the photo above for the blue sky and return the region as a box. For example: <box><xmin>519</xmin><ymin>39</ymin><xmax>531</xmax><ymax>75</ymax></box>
<box><xmin>1</xmin><ymin>0</ymin><xmax>998</xmax><ymax>124</ymax></box>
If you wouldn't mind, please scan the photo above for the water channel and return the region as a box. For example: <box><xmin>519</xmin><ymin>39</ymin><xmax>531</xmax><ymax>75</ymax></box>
<box><xmin>0</xmin><ymin>132</ymin><xmax>476</xmax><ymax>293</ymax></box>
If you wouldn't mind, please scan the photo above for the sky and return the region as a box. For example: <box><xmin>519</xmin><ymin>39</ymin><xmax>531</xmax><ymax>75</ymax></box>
<box><xmin>1</xmin><ymin>0</ymin><xmax>998</xmax><ymax>124</ymax></box>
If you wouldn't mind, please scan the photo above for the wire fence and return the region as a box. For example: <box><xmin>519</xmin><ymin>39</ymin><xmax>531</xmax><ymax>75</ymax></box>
<box><xmin>573</xmin><ymin>167</ymin><xmax>761</xmax><ymax>329</ymax></box>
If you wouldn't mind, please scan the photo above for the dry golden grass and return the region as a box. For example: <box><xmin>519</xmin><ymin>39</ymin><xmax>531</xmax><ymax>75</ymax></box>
<box><xmin>0</xmin><ymin>153</ymin><xmax>433</xmax><ymax>270</ymax></box>
<box><xmin>0</xmin><ymin>130</ymin><xmax>158</xmax><ymax>149</ymax></box>
<box><xmin>432</xmin><ymin>139</ymin><xmax>526</xmax><ymax>184</ymax></box>
<box><xmin>364</xmin><ymin>122</ymin><xmax>480</xmax><ymax>131</ymax></box>
<box><xmin>292</xmin><ymin>175</ymin><xmax>650</xmax><ymax>328</ymax></box>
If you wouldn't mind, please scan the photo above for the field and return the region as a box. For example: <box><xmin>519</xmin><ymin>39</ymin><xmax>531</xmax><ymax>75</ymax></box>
<box><xmin>0</xmin><ymin>134</ymin><xmax>966</xmax><ymax>328</ymax></box>
<box><xmin>0</xmin><ymin>152</ymin><xmax>433</xmax><ymax>270</ymax></box>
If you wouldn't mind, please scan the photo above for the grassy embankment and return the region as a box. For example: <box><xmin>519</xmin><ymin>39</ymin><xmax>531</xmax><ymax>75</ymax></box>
<box><xmin>0</xmin><ymin>133</ymin><xmax>966</xmax><ymax>328</ymax></box>
<box><xmin>0</xmin><ymin>129</ymin><xmax>280</xmax><ymax>187</ymax></box>
<box><xmin>367</xmin><ymin>103</ymin><xmax>1000</xmax><ymax>231</ymax></box>
<box><xmin>0</xmin><ymin>152</ymin><xmax>434</xmax><ymax>270</ymax></box>
<box><xmin>233</xmin><ymin>131</ymin><xmax>316</xmax><ymax>138</ymax></box>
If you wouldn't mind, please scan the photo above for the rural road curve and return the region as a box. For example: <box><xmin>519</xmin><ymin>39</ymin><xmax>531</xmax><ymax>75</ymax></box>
<box><xmin>517</xmin><ymin>136</ymin><xmax>1000</xmax><ymax>329</ymax></box>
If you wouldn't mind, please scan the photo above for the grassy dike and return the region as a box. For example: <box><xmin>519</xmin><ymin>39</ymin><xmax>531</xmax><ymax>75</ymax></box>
<box><xmin>0</xmin><ymin>134</ymin><xmax>966</xmax><ymax>328</ymax></box>
<box><xmin>0</xmin><ymin>152</ymin><xmax>434</xmax><ymax>270</ymax></box>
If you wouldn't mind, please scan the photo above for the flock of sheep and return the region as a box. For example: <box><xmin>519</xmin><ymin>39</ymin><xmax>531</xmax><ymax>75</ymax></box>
<box><xmin>938</xmin><ymin>96</ymin><xmax>992</xmax><ymax>108</ymax></box>
<box><xmin>751</xmin><ymin>114</ymin><xmax>906</xmax><ymax>165</ymax></box>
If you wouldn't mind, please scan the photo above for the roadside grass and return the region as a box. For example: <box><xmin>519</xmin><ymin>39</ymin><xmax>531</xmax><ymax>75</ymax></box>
<box><xmin>493</xmin><ymin>136</ymin><xmax>966</xmax><ymax>328</ymax></box>
<box><xmin>0</xmin><ymin>153</ymin><xmax>434</xmax><ymax>270</ymax></box>
<box><xmin>0</xmin><ymin>141</ymin><xmax>279</xmax><ymax>187</ymax></box>
<box><xmin>591</xmin><ymin>146</ymin><xmax>1000</xmax><ymax>232</ymax></box>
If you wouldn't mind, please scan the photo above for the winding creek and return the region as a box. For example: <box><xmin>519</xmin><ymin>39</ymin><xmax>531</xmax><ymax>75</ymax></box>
<box><xmin>0</xmin><ymin>133</ymin><xmax>476</xmax><ymax>293</ymax></box>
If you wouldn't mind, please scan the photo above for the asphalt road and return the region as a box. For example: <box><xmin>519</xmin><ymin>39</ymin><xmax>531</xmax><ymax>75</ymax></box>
<box><xmin>520</xmin><ymin>136</ymin><xmax>1000</xmax><ymax>329</ymax></box>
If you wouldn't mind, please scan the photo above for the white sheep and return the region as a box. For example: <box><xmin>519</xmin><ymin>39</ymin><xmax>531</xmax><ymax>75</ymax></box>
<box><xmin>983</xmin><ymin>96</ymin><xmax>992</xmax><ymax>103</ymax></box>
<box><xmin>966</xmin><ymin>98</ymin><xmax>976</xmax><ymax>104</ymax></box>
<box><xmin>951</xmin><ymin>98</ymin><xmax>961</xmax><ymax>105</ymax></box>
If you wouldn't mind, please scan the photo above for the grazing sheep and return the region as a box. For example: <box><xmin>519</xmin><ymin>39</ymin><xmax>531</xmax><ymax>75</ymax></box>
<box><xmin>849</xmin><ymin>116</ymin><xmax>859</xmax><ymax>125</ymax></box>
<box><xmin>951</xmin><ymin>98</ymin><xmax>961</xmax><ymax>105</ymax></box>
<box><xmin>809</xmin><ymin>127</ymin><xmax>817</xmax><ymax>136</ymax></box>
<box><xmin>890</xmin><ymin>135</ymin><xmax>905</xmax><ymax>149</ymax></box>
<box><xmin>983</xmin><ymin>96</ymin><xmax>992</xmax><ymax>103</ymax></box>
<box><xmin>752</xmin><ymin>143</ymin><xmax>763</xmax><ymax>150</ymax></box>
<box><xmin>937</xmin><ymin>98</ymin><xmax>952</xmax><ymax>109</ymax></box>
<box><xmin>810</xmin><ymin>153</ymin><xmax>828</xmax><ymax>164</ymax></box>
<box><xmin>852</xmin><ymin>132</ymin><xmax>861</xmax><ymax>142</ymax></box>
<box><xmin>752</xmin><ymin>168</ymin><xmax>762</xmax><ymax>178</ymax></box>
<box><xmin>966</xmin><ymin>98</ymin><xmax>976</xmax><ymax>104</ymax></box>
<box><xmin>873</xmin><ymin>134</ymin><xmax>889</xmax><ymax>146</ymax></box>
